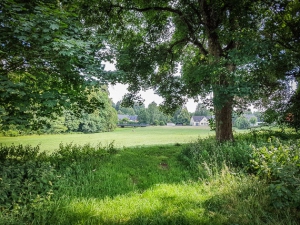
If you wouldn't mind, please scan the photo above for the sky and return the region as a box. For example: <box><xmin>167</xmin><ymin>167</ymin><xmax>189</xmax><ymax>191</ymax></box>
<box><xmin>105</xmin><ymin>63</ymin><xmax>198</xmax><ymax>112</ymax></box>
<box><xmin>108</xmin><ymin>83</ymin><xmax>198</xmax><ymax>112</ymax></box>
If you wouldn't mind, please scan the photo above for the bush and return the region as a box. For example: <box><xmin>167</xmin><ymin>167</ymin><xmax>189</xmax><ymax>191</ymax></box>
<box><xmin>250</xmin><ymin>138</ymin><xmax>300</xmax><ymax>208</ymax></box>
<box><xmin>0</xmin><ymin>142</ymin><xmax>118</xmax><ymax>222</ymax></box>
<box><xmin>0</xmin><ymin>144</ymin><xmax>56</xmax><ymax>216</ymax></box>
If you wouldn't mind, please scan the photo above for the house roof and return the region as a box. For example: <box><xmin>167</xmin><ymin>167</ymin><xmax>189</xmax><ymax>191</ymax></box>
<box><xmin>118</xmin><ymin>115</ymin><xmax>129</xmax><ymax>120</ymax></box>
<box><xmin>129</xmin><ymin>115</ymin><xmax>138</xmax><ymax>121</ymax></box>
<box><xmin>117</xmin><ymin>115</ymin><xmax>138</xmax><ymax>121</ymax></box>
<box><xmin>191</xmin><ymin>116</ymin><xmax>207</xmax><ymax>122</ymax></box>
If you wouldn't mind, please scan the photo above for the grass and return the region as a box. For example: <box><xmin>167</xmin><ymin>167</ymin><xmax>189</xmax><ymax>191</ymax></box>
<box><xmin>1</xmin><ymin>128</ymin><xmax>298</xmax><ymax>224</ymax></box>
<box><xmin>0</xmin><ymin>126</ymin><xmax>215</xmax><ymax>152</ymax></box>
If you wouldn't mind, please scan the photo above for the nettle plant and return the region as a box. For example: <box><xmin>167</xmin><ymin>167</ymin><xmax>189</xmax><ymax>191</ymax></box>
<box><xmin>250</xmin><ymin>138</ymin><xmax>300</xmax><ymax>208</ymax></box>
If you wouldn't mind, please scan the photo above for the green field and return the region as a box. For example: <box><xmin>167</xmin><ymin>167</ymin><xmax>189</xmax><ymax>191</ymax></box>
<box><xmin>0</xmin><ymin>126</ymin><xmax>216</xmax><ymax>152</ymax></box>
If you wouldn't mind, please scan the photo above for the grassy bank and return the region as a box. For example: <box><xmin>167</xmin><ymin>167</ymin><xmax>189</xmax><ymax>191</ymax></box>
<box><xmin>1</xmin><ymin>130</ymin><xmax>299</xmax><ymax>224</ymax></box>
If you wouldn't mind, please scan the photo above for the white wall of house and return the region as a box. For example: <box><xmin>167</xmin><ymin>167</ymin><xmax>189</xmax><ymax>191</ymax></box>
<box><xmin>190</xmin><ymin>117</ymin><xmax>209</xmax><ymax>126</ymax></box>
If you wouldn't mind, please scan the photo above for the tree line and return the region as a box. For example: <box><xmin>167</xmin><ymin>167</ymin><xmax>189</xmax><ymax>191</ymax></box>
<box><xmin>114</xmin><ymin>101</ymin><xmax>191</xmax><ymax>126</ymax></box>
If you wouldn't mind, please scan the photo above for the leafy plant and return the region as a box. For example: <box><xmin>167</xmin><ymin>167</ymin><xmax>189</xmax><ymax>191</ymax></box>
<box><xmin>0</xmin><ymin>144</ymin><xmax>56</xmax><ymax>216</ymax></box>
<box><xmin>250</xmin><ymin>138</ymin><xmax>300</xmax><ymax>208</ymax></box>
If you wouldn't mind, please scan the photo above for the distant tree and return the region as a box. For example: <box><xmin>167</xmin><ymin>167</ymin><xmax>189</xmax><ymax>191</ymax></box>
<box><xmin>148</xmin><ymin>102</ymin><xmax>160</xmax><ymax>125</ymax></box>
<box><xmin>79</xmin><ymin>113</ymin><xmax>102</xmax><ymax>133</ymax></box>
<box><xmin>115</xmin><ymin>101</ymin><xmax>122</xmax><ymax>112</ymax></box>
<box><xmin>137</xmin><ymin>109</ymin><xmax>150</xmax><ymax>124</ymax></box>
<box><xmin>133</xmin><ymin>103</ymin><xmax>146</xmax><ymax>115</ymax></box>
<box><xmin>41</xmin><ymin>86</ymin><xmax>118</xmax><ymax>134</ymax></box>
<box><xmin>249</xmin><ymin>117</ymin><xmax>258</xmax><ymax>126</ymax></box>
<box><xmin>119</xmin><ymin>107</ymin><xmax>135</xmax><ymax>116</ymax></box>
<box><xmin>194</xmin><ymin>104</ymin><xmax>210</xmax><ymax>117</ymax></box>
<box><xmin>64</xmin><ymin>111</ymin><xmax>80</xmax><ymax>132</ymax></box>
<box><xmin>235</xmin><ymin>116</ymin><xmax>250</xmax><ymax>129</ymax></box>
<box><xmin>253</xmin><ymin>111</ymin><xmax>263</xmax><ymax>122</ymax></box>
<box><xmin>173</xmin><ymin>107</ymin><xmax>190</xmax><ymax>125</ymax></box>
<box><xmin>159</xmin><ymin>121</ymin><xmax>165</xmax><ymax>126</ymax></box>
<box><xmin>153</xmin><ymin>120</ymin><xmax>159</xmax><ymax>126</ymax></box>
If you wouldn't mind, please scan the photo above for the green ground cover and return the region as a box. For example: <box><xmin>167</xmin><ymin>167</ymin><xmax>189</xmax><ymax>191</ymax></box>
<box><xmin>0</xmin><ymin>126</ymin><xmax>215</xmax><ymax>152</ymax></box>
<box><xmin>0</xmin><ymin>130</ymin><xmax>299</xmax><ymax>224</ymax></box>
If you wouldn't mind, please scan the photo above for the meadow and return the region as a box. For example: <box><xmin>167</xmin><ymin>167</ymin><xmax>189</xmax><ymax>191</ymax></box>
<box><xmin>0</xmin><ymin>126</ymin><xmax>216</xmax><ymax>152</ymax></box>
<box><xmin>0</xmin><ymin>127</ymin><xmax>299</xmax><ymax>224</ymax></box>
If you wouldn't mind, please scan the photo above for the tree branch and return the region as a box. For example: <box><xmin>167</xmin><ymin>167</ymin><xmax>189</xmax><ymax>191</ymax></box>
<box><xmin>110</xmin><ymin>3</ymin><xmax>208</xmax><ymax>56</ymax></box>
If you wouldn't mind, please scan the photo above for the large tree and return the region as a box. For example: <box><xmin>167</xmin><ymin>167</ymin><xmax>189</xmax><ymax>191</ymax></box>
<box><xmin>0</xmin><ymin>0</ymin><xmax>112</xmax><ymax>129</ymax></box>
<box><xmin>80</xmin><ymin>0</ymin><xmax>286</xmax><ymax>141</ymax></box>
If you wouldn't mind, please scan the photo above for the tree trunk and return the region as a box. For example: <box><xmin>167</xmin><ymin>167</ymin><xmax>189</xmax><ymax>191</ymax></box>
<box><xmin>214</xmin><ymin>95</ymin><xmax>234</xmax><ymax>142</ymax></box>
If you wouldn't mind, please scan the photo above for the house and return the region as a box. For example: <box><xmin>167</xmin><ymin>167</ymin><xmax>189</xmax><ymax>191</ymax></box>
<box><xmin>167</xmin><ymin>123</ymin><xmax>176</xmax><ymax>126</ymax></box>
<box><xmin>117</xmin><ymin>115</ymin><xmax>138</xmax><ymax>122</ymax></box>
<box><xmin>190</xmin><ymin>116</ymin><xmax>209</xmax><ymax>126</ymax></box>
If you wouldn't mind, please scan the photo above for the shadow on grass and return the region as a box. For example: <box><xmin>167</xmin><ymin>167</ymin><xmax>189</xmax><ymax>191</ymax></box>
<box><xmin>54</xmin><ymin>145</ymin><xmax>198</xmax><ymax>200</ymax></box>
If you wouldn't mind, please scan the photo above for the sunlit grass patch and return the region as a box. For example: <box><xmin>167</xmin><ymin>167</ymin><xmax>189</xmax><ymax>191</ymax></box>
<box><xmin>38</xmin><ymin>170</ymin><xmax>280</xmax><ymax>225</ymax></box>
<box><xmin>45</xmin><ymin>182</ymin><xmax>211</xmax><ymax>224</ymax></box>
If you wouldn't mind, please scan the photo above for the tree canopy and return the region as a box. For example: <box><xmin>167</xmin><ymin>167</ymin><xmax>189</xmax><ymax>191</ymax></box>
<box><xmin>0</xmin><ymin>0</ymin><xmax>114</xmax><ymax>128</ymax></box>
<box><xmin>79</xmin><ymin>0</ymin><xmax>295</xmax><ymax>141</ymax></box>
<box><xmin>1</xmin><ymin>0</ymin><xmax>298</xmax><ymax>139</ymax></box>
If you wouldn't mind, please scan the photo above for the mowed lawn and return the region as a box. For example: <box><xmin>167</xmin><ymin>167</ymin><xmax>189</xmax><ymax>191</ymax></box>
<box><xmin>0</xmin><ymin>126</ymin><xmax>216</xmax><ymax>152</ymax></box>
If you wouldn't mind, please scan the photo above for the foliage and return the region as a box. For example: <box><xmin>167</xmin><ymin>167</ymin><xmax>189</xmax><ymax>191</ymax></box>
<box><xmin>0</xmin><ymin>142</ymin><xmax>118</xmax><ymax>223</ymax></box>
<box><xmin>208</xmin><ymin>118</ymin><xmax>216</xmax><ymax>131</ymax></box>
<box><xmin>0</xmin><ymin>144</ymin><xmax>55</xmax><ymax>215</ymax></box>
<box><xmin>0</xmin><ymin>0</ymin><xmax>113</xmax><ymax>128</ymax></box>
<box><xmin>171</xmin><ymin>107</ymin><xmax>190</xmax><ymax>125</ymax></box>
<box><xmin>284</xmin><ymin>90</ymin><xmax>300</xmax><ymax>132</ymax></box>
<box><xmin>250</xmin><ymin>138</ymin><xmax>300</xmax><ymax>208</ymax></box>
<box><xmin>249</xmin><ymin>116</ymin><xmax>258</xmax><ymax>125</ymax></box>
<box><xmin>235</xmin><ymin>116</ymin><xmax>251</xmax><ymax>129</ymax></box>
<box><xmin>0</xmin><ymin>86</ymin><xmax>118</xmax><ymax>135</ymax></box>
<box><xmin>194</xmin><ymin>103</ymin><xmax>211</xmax><ymax>117</ymax></box>
<box><xmin>179</xmin><ymin>136</ymin><xmax>253</xmax><ymax>178</ymax></box>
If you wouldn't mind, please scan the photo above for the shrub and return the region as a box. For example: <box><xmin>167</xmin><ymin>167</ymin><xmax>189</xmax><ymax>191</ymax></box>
<box><xmin>250</xmin><ymin>138</ymin><xmax>300</xmax><ymax>208</ymax></box>
<box><xmin>0</xmin><ymin>144</ymin><xmax>56</xmax><ymax>216</ymax></box>
<box><xmin>0</xmin><ymin>142</ymin><xmax>118</xmax><ymax>222</ymax></box>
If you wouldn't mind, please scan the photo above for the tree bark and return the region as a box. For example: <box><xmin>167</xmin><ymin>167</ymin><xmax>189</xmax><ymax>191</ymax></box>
<box><xmin>208</xmin><ymin>38</ymin><xmax>235</xmax><ymax>142</ymax></box>
<box><xmin>214</xmin><ymin>95</ymin><xmax>234</xmax><ymax>142</ymax></box>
